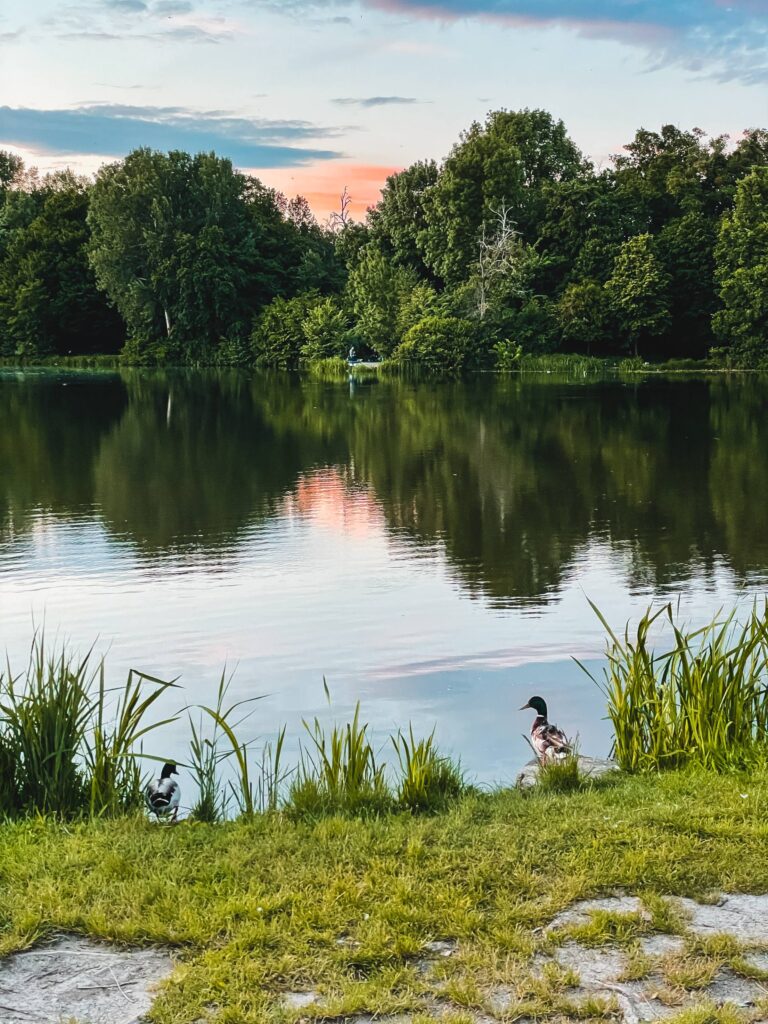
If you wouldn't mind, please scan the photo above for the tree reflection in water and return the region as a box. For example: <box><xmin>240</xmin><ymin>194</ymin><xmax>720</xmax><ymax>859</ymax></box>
<box><xmin>1</xmin><ymin>369</ymin><xmax>767</xmax><ymax>608</ymax></box>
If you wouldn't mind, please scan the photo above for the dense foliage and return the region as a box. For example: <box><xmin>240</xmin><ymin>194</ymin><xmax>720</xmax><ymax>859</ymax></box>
<box><xmin>1</xmin><ymin>108</ymin><xmax>767</xmax><ymax>366</ymax></box>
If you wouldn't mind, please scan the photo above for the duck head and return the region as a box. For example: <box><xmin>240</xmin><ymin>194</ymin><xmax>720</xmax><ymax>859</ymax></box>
<box><xmin>519</xmin><ymin>696</ymin><xmax>548</xmax><ymax>718</ymax></box>
<box><xmin>160</xmin><ymin>762</ymin><xmax>179</xmax><ymax>779</ymax></box>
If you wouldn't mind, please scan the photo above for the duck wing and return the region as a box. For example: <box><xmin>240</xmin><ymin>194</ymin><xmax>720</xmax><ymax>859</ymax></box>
<box><xmin>532</xmin><ymin>721</ymin><xmax>571</xmax><ymax>761</ymax></box>
<box><xmin>145</xmin><ymin>778</ymin><xmax>180</xmax><ymax>813</ymax></box>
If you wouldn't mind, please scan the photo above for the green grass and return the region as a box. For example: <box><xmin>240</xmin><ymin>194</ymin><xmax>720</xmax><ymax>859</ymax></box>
<box><xmin>3</xmin><ymin>769</ymin><xmax>768</xmax><ymax>1023</ymax></box>
<box><xmin>517</xmin><ymin>353</ymin><xmax>611</xmax><ymax>375</ymax></box>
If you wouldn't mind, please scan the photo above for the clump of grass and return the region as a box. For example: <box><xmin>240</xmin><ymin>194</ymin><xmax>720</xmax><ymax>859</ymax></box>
<box><xmin>662</xmin><ymin>952</ymin><xmax>722</xmax><ymax>990</ymax></box>
<box><xmin>535</xmin><ymin>752</ymin><xmax>584</xmax><ymax>794</ymax></box>
<box><xmin>581</xmin><ymin>600</ymin><xmax>768</xmax><ymax>772</ymax></box>
<box><xmin>392</xmin><ymin>727</ymin><xmax>465</xmax><ymax>813</ymax></box>
<box><xmin>517</xmin><ymin>353</ymin><xmax>610</xmax><ymax>375</ymax></box>
<box><xmin>619</xmin><ymin>943</ymin><xmax>655</xmax><ymax>981</ymax></box>
<box><xmin>0</xmin><ymin>634</ymin><xmax>175</xmax><ymax>818</ymax></box>
<box><xmin>187</xmin><ymin>675</ymin><xmax>232</xmax><ymax>823</ymax></box>
<box><xmin>563</xmin><ymin>910</ymin><xmax>651</xmax><ymax>947</ymax></box>
<box><xmin>1</xmin><ymin>636</ymin><xmax>93</xmax><ymax>815</ymax></box>
<box><xmin>287</xmin><ymin>700</ymin><xmax>392</xmax><ymax>818</ymax></box>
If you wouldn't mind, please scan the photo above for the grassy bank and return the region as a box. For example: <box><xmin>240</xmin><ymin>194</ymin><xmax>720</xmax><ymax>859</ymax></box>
<box><xmin>0</xmin><ymin>353</ymin><xmax>728</xmax><ymax>377</ymax></box>
<box><xmin>0</xmin><ymin>353</ymin><xmax>122</xmax><ymax>369</ymax></box>
<box><xmin>3</xmin><ymin>769</ymin><xmax>768</xmax><ymax>1023</ymax></box>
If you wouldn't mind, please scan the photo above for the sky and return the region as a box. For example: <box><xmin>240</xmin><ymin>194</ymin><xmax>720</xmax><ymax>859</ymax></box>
<box><xmin>1</xmin><ymin>0</ymin><xmax>767</xmax><ymax>219</ymax></box>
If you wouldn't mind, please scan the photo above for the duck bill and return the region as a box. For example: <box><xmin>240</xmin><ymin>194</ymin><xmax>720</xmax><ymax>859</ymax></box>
<box><xmin>519</xmin><ymin>702</ymin><xmax>532</xmax><ymax>711</ymax></box>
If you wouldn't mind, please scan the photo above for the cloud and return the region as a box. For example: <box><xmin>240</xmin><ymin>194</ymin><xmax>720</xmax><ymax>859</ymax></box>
<box><xmin>0</xmin><ymin>105</ymin><xmax>345</xmax><ymax>168</ymax></box>
<box><xmin>260</xmin><ymin>0</ymin><xmax>768</xmax><ymax>82</ymax></box>
<box><xmin>332</xmin><ymin>95</ymin><xmax>422</xmax><ymax>107</ymax></box>
<box><xmin>45</xmin><ymin>1</ymin><xmax>239</xmax><ymax>44</ymax></box>
<box><xmin>373</xmin><ymin>0</ymin><xmax>768</xmax><ymax>81</ymax></box>
<box><xmin>153</xmin><ymin>0</ymin><xmax>194</xmax><ymax>12</ymax></box>
<box><xmin>104</xmin><ymin>0</ymin><xmax>148</xmax><ymax>10</ymax></box>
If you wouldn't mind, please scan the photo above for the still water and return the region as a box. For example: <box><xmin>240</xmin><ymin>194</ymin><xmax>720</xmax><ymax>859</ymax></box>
<box><xmin>1</xmin><ymin>368</ymin><xmax>767</xmax><ymax>786</ymax></box>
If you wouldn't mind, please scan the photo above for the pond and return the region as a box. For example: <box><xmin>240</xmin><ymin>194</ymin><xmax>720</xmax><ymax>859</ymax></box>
<box><xmin>1</xmin><ymin>367</ymin><xmax>766</xmax><ymax>787</ymax></box>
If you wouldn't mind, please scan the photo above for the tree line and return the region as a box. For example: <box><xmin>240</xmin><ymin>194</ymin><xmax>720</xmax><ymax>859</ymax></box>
<box><xmin>1</xmin><ymin>109</ymin><xmax>767</xmax><ymax>368</ymax></box>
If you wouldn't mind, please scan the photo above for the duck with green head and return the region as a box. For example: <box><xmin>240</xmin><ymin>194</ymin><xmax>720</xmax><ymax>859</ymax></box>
<box><xmin>519</xmin><ymin>696</ymin><xmax>571</xmax><ymax>762</ymax></box>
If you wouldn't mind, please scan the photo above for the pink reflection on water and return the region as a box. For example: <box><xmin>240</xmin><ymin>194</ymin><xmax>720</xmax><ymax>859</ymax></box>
<box><xmin>282</xmin><ymin>467</ymin><xmax>385</xmax><ymax>540</ymax></box>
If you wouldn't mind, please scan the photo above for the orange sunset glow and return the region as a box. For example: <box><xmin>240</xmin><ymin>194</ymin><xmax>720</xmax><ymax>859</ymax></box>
<box><xmin>252</xmin><ymin>162</ymin><xmax>402</xmax><ymax>222</ymax></box>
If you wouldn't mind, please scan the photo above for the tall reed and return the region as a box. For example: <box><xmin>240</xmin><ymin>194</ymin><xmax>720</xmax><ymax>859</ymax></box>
<box><xmin>195</xmin><ymin>670</ymin><xmax>265</xmax><ymax>820</ymax></box>
<box><xmin>582</xmin><ymin>600</ymin><xmax>768</xmax><ymax>772</ymax></box>
<box><xmin>0</xmin><ymin>635</ymin><xmax>175</xmax><ymax>818</ymax></box>
<box><xmin>255</xmin><ymin>725</ymin><xmax>288</xmax><ymax>812</ymax></box>
<box><xmin>0</xmin><ymin>637</ymin><xmax>94</xmax><ymax>815</ymax></box>
<box><xmin>88</xmin><ymin>666</ymin><xmax>178</xmax><ymax>816</ymax></box>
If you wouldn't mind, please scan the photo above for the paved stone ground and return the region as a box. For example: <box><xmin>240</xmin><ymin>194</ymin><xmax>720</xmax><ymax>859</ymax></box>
<box><xmin>6</xmin><ymin>894</ymin><xmax>768</xmax><ymax>1023</ymax></box>
<box><xmin>0</xmin><ymin>934</ymin><xmax>174</xmax><ymax>1024</ymax></box>
<box><xmin>283</xmin><ymin>894</ymin><xmax>768</xmax><ymax>1024</ymax></box>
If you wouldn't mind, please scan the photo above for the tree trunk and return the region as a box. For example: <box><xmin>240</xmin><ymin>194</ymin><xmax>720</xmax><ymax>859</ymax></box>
<box><xmin>164</xmin><ymin>307</ymin><xmax>172</xmax><ymax>337</ymax></box>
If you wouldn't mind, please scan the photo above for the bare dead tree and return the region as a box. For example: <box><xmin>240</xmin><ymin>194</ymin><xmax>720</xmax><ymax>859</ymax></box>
<box><xmin>327</xmin><ymin>185</ymin><xmax>352</xmax><ymax>232</ymax></box>
<box><xmin>474</xmin><ymin>202</ymin><xmax>526</xmax><ymax>319</ymax></box>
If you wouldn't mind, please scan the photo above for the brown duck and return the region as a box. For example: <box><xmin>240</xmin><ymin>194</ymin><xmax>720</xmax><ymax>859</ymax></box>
<box><xmin>520</xmin><ymin>696</ymin><xmax>571</xmax><ymax>762</ymax></box>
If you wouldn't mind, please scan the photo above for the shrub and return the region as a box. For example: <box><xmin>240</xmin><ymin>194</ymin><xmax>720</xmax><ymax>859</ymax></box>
<box><xmin>494</xmin><ymin>338</ymin><xmax>523</xmax><ymax>369</ymax></box>
<box><xmin>393</xmin><ymin>315</ymin><xmax>476</xmax><ymax>373</ymax></box>
<box><xmin>300</xmin><ymin>297</ymin><xmax>349</xmax><ymax>360</ymax></box>
<box><xmin>251</xmin><ymin>291</ymin><xmax>320</xmax><ymax>368</ymax></box>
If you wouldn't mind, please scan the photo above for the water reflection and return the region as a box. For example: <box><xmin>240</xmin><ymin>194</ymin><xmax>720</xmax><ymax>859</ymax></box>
<box><xmin>2</xmin><ymin>369</ymin><xmax>768</xmax><ymax>602</ymax></box>
<box><xmin>1</xmin><ymin>368</ymin><xmax>767</xmax><ymax>780</ymax></box>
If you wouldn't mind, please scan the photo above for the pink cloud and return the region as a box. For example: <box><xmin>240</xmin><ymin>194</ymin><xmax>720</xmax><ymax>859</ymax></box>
<box><xmin>367</xmin><ymin>0</ymin><xmax>673</xmax><ymax>46</ymax></box>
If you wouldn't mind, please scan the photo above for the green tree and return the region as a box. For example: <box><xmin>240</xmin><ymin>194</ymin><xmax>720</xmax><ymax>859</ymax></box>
<box><xmin>88</xmin><ymin>149</ymin><xmax>287</xmax><ymax>361</ymax></box>
<box><xmin>301</xmin><ymin>297</ymin><xmax>349</xmax><ymax>360</ymax></box>
<box><xmin>713</xmin><ymin>167</ymin><xmax>768</xmax><ymax>367</ymax></box>
<box><xmin>0</xmin><ymin>151</ymin><xmax>24</xmax><ymax>192</ymax></box>
<box><xmin>606</xmin><ymin>234</ymin><xmax>671</xmax><ymax>357</ymax></box>
<box><xmin>251</xmin><ymin>291</ymin><xmax>321</xmax><ymax>368</ymax></box>
<box><xmin>556</xmin><ymin>280</ymin><xmax>611</xmax><ymax>354</ymax></box>
<box><xmin>368</xmin><ymin>160</ymin><xmax>438</xmax><ymax>278</ymax></box>
<box><xmin>346</xmin><ymin>243</ymin><xmax>417</xmax><ymax>356</ymax></box>
<box><xmin>420</xmin><ymin>109</ymin><xmax>586</xmax><ymax>285</ymax></box>
<box><xmin>0</xmin><ymin>171</ymin><xmax>123</xmax><ymax>357</ymax></box>
<box><xmin>656</xmin><ymin>212</ymin><xmax>717</xmax><ymax>358</ymax></box>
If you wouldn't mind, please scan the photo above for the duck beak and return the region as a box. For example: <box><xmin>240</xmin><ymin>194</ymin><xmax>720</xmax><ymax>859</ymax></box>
<box><xmin>519</xmin><ymin>701</ymin><xmax>531</xmax><ymax>711</ymax></box>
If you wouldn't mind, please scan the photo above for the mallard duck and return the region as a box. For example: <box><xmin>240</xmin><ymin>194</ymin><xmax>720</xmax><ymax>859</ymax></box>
<box><xmin>519</xmin><ymin>696</ymin><xmax>571</xmax><ymax>762</ymax></box>
<box><xmin>145</xmin><ymin>762</ymin><xmax>180</xmax><ymax>821</ymax></box>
